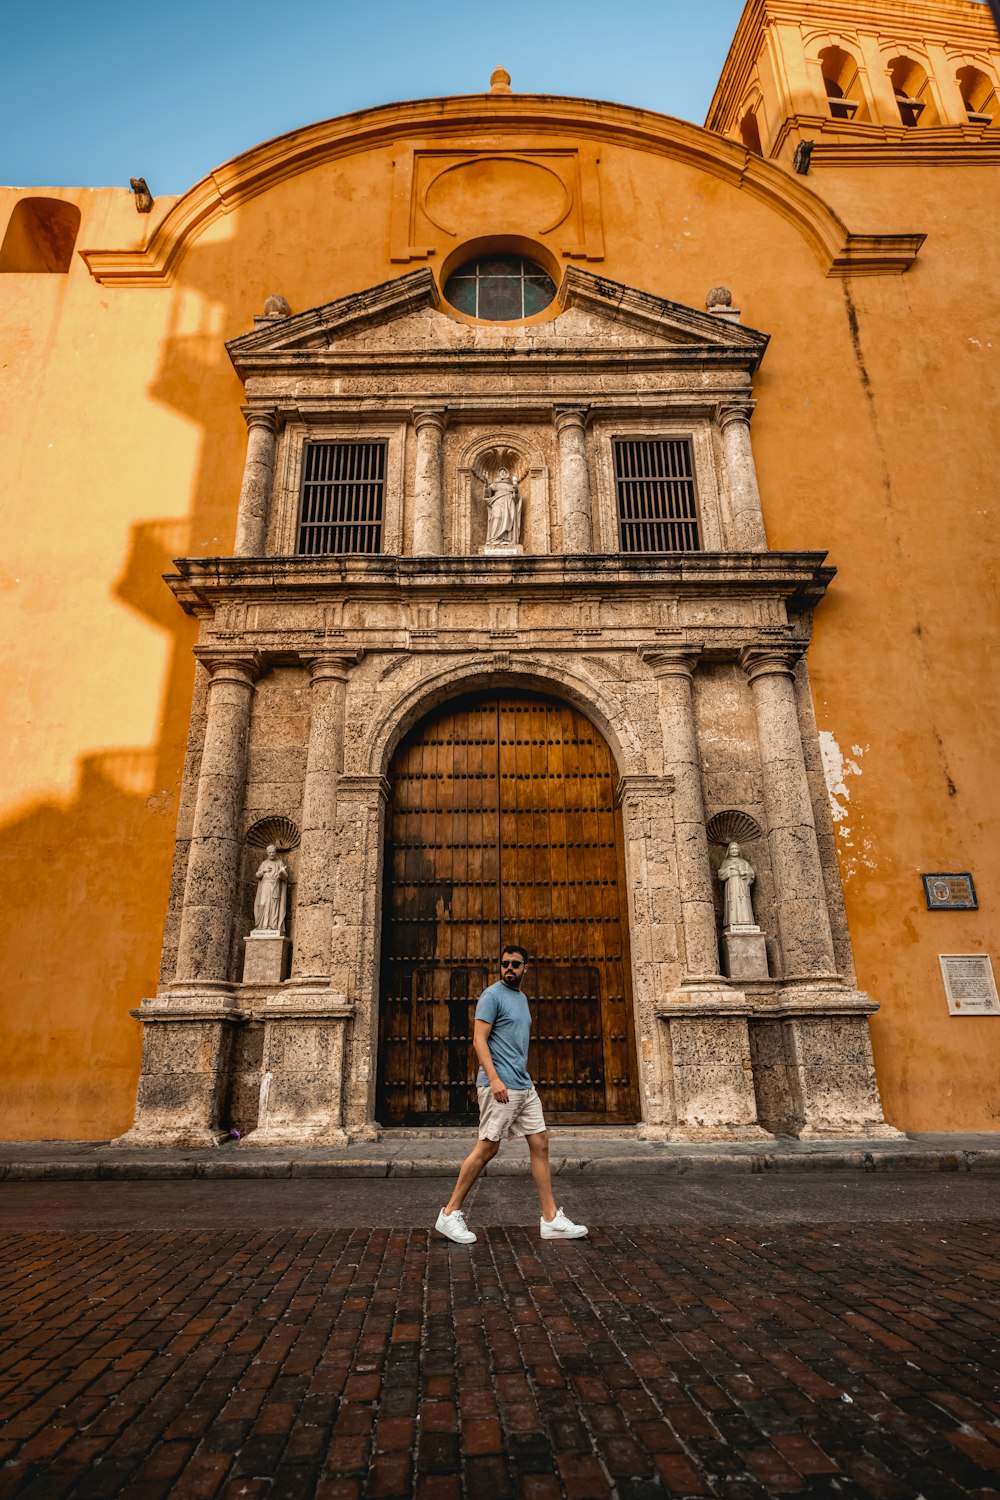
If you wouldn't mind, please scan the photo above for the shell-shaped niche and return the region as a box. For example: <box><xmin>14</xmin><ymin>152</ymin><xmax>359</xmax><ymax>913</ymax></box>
<box><xmin>706</xmin><ymin>809</ymin><xmax>763</xmax><ymax>846</ymax></box>
<box><xmin>246</xmin><ymin>815</ymin><xmax>301</xmax><ymax>851</ymax></box>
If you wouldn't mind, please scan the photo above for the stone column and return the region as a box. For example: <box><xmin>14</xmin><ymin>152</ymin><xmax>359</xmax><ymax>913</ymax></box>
<box><xmin>640</xmin><ymin>646</ymin><xmax>721</xmax><ymax>982</ymax></box>
<box><xmin>717</xmin><ymin>404</ymin><xmax>768</xmax><ymax>552</ymax></box>
<box><xmin>233</xmin><ymin>408</ymin><xmax>279</xmax><ymax>556</ymax></box>
<box><xmin>114</xmin><ymin>651</ymin><xmax>260</xmax><ymax>1149</ymax></box>
<box><xmin>289</xmin><ymin>653</ymin><xmax>355</xmax><ymax>984</ymax></box>
<box><xmin>740</xmin><ymin>645</ymin><xmax>838</xmax><ymax>979</ymax></box>
<box><xmin>412</xmin><ymin>408</ymin><xmax>446</xmax><ymax>555</ymax></box>
<box><xmin>555</xmin><ymin>406</ymin><xmax>593</xmax><ymax>553</ymax></box>
<box><xmin>175</xmin><ymin>652</ymin><xmax>261</xmax><ymax>982</ymax></box>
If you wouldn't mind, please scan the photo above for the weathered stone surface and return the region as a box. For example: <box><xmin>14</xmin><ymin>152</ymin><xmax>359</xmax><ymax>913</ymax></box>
<box><xmin>121</xmin><ymin>268</ymin><xmax>893</xmax><ymax>1148</ymax></box>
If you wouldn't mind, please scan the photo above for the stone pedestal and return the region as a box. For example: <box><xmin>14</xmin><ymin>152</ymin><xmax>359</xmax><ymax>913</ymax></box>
<box><xmin>722</xmin><ymin>929</ymin><xmax>769</xmax><ymax>982</ymax></box>
<box><xmin>242</xmin><ymin>933</ymin><xmax>291</xmax><ymax>984</ymax></box>
<box><xmin>780</xmin><ymin>994</ymin><xmax>902</xmax><ymax>1138</ymax></box>
<box><xmin>241</xmin><ymin>995</ymin><xmax>355</xmax><ymax>1146</ymax></box>
<box><xmin>645</xmin><ymin>993</ymin><xmax>771</xmax><ymax>1141</ymax></box>
<box><xmin>112</xmin><ymin>987</ymin><xmax>239</xmax><ymax>1149</ymax></box>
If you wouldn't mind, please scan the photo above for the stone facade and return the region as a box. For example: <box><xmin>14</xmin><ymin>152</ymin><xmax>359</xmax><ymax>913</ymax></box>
<box><xmin>115</xmin><ymin>265</ymin><xmax>897</xmax><ymax>1147</ymax></box>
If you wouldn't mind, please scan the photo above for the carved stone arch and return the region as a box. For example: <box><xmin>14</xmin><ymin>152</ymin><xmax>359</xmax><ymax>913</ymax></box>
<box><xmin>359</xmin><ymin>653</ymin><xmax>647</xmax><ymax>784</ymax></box>
<box><xmin>452</xmin><ymin>430</ymin><xmax>550</xmax><ymax>556</ymax></box>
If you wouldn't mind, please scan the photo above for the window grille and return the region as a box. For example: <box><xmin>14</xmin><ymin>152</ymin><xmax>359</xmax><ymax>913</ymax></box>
<box><xmin>297</xmin><ymin>441</ymin><xmax>386</xmax><ymax>555</ymax></box>
<box><xmin>613</xmin><ymin>438</ymin><xmax>701</xmax><ymax>553</ymax></box>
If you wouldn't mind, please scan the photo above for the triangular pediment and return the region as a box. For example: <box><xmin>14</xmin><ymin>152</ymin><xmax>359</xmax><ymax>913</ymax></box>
<box><xmin>227</xmin><ymin>265</ymin><xmax>769</xmax><ymax>377</ymax></box>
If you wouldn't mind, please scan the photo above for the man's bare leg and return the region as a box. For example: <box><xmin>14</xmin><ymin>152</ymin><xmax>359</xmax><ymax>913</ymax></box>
<box><xmin>443</xmin><ymin>1138</ymin><xmax>500</xmax><ymax>1215</ymax></box>
<box><xmin>526</xmin><ymin>1130</ymin><xmax>558</xmax><ymax>1221</ymax></box>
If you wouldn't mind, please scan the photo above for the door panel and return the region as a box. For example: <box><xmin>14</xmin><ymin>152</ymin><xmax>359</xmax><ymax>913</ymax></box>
<box><xmin>378</xmin><ymin>692</ymin><xmax>639</xmax><ymax>1124</ymax></box>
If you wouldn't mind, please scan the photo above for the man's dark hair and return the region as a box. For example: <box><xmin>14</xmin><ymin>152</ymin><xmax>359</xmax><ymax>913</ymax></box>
<box><xmin>501</xmin><ymin>943</ymin><xmax>528</xmax><ymax>963</ymax></box>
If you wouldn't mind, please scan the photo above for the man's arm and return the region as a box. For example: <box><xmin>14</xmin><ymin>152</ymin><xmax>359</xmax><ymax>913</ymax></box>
<box><xmin>474</xmin><ymin>1019</ymin><xmax>508</xmax><ymax>1104</ymax></box>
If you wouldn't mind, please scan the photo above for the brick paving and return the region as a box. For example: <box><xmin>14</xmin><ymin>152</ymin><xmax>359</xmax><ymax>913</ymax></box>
<box><xmin>1</xmin><ymin>1220</ymin><xmax>999</xmax><ymax>1498</ymax></box>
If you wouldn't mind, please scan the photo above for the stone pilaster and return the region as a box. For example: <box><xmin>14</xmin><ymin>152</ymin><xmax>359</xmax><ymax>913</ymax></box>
<box><xmin>554</xmin><ymin>406</ymin><xmax>593</xmax><ymax>553</ymax></box>
<box><xmin>640</xmin><ymin>645</ymin><xmax>720</xmax><ymax>982</ymax></box>
<box><xmin>333</xmin><ymin>774</ymin><xmax>391</xmax><ymax>1137</ymax></box>
<box><xmin>233</xmin><ymin>407</ymin><xmax>279</xmax><ymax>556</ymax></box>
<box><xmin>717</xmin><ymin>403</ymin><xmax>768</xmax><ymax>552</ymax></box>
<box><xmin>740</xmin><ymin>645</ymin><xmax>838</xmax><ymax>979</ymax></box>
<box><xmin>412</xmin><ymin>408</ymin><xmax>446</xmax><ymax>555</ymax></box>
<box><xmin>289</xmin><ymin>653</ymin><xmax>356</xmax><ymax>984</ymax></box>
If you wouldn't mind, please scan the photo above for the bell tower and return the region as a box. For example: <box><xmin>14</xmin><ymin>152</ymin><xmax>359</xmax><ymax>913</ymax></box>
<box><xmin>706</xmin><ymin>0</ymin><xmax>1000</xmax><ymax>167</ymax></box>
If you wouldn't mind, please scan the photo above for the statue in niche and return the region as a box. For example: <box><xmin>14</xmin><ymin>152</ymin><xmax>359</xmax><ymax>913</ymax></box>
<box><xmin>718</xmin><ymin>841</ymin><xmax>759</xmax><ymax>931</ymax></box>
<box><xmin>253</xmin><ymin>845</ymin><xmax>289</xmax><ymax>934</ymax></box>
<box><xmin>475</xmin><ymin>447</ymin><xmax>525</xmax><ymax>549</ymax></box>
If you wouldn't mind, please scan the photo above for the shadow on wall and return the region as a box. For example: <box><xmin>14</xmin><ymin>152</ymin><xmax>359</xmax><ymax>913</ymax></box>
<box><xmin>0</xmin><ymin>217</ymin><xmax>282</xmax><ymax>1138</ymax></box>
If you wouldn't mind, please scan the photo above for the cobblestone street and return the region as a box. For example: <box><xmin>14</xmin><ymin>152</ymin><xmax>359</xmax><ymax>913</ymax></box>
<box><xmin>2</xmin><ymin>1178</ymin><xmax>999</xmax><ymax>1498</ymax></box>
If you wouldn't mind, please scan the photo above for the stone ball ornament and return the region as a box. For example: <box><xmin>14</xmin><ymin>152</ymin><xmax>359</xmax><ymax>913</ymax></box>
<box><xmin>263</xmin><ymin>295</ymin><xmax>292</xmax><ymax>317</ymax></box>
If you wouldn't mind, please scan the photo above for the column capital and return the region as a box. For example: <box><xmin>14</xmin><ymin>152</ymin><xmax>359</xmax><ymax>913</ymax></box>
<box><xmin>194</xmin><ymin>647</ymin><xmax>263</xmax><ymax>685</ymax></box>
<box><xmin>301</xmin><ymin>649</ymin><xmax>363</xmax><ymax>683</ymax></box>
<box><xmin>553</xmin><ymin>404</ymin><xmax>590</xmax><ymax>433</ymax></box>
<box><xmin>639</xmin><ymin>644</ymin><xmax>704</xmax><ymax>679</ymax></box>
<box><xmin>241</xmin><ymin>405</ymin><xmax>280</xmax><ymax>435</ymax></box>
<box><xmin>336</xmin><ymin>773</ymin><xmax>391</xmax><ymax>807</ymax></box>
<box><xmin>716</xmin><ymin>400</ymin><xmax>755</xmax><ymax>431</ymax></box>
<box><xmin>616</xmin><ymin>773</ymin><xmax>675</xmax><ymax>807</ymax></box>
<box><xmin>739</xmin><ymin>642</ymin><xmax>804</xmax><ymax>683</ymax></box>
<box><xmin>412</xmin><ymin>407</ymin><xmax>448</xmax><ymax>433</ymax></box>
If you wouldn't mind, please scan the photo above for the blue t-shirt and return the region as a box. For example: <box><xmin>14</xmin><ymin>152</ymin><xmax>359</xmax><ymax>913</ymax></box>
<box><xmin>474</xmin><ymin>981</ymin><xmax>533</xmax><ymax>1090</ymax></box>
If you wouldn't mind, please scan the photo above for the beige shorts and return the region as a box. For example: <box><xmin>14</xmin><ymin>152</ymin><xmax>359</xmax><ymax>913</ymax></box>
<box><xmin>477</xmin><ymin>1085</ymin><xmax>547</xmax><ymax>1142</ymax></box>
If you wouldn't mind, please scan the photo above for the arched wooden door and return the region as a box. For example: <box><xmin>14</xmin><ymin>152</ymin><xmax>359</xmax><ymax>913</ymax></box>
<box><xmin>378</xmin><ymin>691</ymin><xmax>640</xmax><ymax>1125</ymax></box>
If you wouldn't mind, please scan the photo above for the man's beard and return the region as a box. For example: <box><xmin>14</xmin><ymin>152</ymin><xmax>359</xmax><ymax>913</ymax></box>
<box><xmin>501</xmin><ymin>972</ymin><xmax>522</xmax><ymax>989</ymax></box>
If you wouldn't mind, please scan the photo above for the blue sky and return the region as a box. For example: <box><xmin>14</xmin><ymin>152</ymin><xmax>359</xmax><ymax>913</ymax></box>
<box><xmin>1</xmin><ymin>0</ymin><xmax>746</xmax><ymax>193</ymax></box>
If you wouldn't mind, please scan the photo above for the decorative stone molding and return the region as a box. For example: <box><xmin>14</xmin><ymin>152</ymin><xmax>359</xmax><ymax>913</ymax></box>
<box><xmin>246</xmin><ymin>815</ymin><xmax>300</xmax><ymax>850</ymax></box>
<box><xmin>706</xmin><ymin>809</ymin><xmax>763</xmax><ymax>846</ymax></box>
<box><xmin>639</xmin><ymin>643</ymin><xmax>704</xmax><ymax>678</ymax></box>
<box><xmin>80</xmin><ymin>98</ymin><xmax>923</xmax><ymax>287</ymax></box>
<box><xmin>738</xmin><ymin>642</ymin><xmax>804</xmax><ymax>681</ymax></box>
<box><xmin>615</xmin><ymin>774</ymin><xmax>674</xmax><ymax>806</ymax></box>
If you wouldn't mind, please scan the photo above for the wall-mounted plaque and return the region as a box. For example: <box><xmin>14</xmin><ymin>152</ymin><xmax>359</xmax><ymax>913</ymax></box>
<box><xmin>923</xmin><ymin>873</ymin><xmax>978</xmax><ymax>910</ymax></box>
<box><xmin>939</xmin><ymin>954</ymin><xmax>1000</xmax><ymax>1016</ymax></box>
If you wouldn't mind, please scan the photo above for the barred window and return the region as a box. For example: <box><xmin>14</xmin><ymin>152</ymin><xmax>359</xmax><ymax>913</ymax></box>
<box><xmin>297</xmin><ymin>442</ymin><xmax>386</xmax><ymax>555</ymax></box>
<box><xmin>613</xmin><ymin>438</ymin><xmax>701</xmax><ymax>553</ymax></box>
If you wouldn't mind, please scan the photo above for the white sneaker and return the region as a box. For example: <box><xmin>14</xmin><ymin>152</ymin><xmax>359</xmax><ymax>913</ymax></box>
<box><xmin>435</xmin><ymin>1208</ymin><xmax>477</xmax><ymax>1244</ymax></box>
<box><xmin>540</xmin><ymin>1207</ymin><xmax>588</xmax><ymax>1240</ymax></box>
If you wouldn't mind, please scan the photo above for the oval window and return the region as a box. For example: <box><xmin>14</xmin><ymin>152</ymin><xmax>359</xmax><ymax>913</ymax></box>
<box><xmin>443</xmin><ymin>254</ymin><xmax>556</xmax><ymax>321</ymax></box>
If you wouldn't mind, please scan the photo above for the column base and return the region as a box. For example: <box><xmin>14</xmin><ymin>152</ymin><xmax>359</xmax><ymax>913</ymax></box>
<box><xmin>240</xmin><ymin>1124</ymin><xmax>349</xmax><ymax>1148</ymax></box>
<box><xmin>110</xmin><ymin>1125</ymin><xmax>230</xmax><ymax>1150</ymax></box>
<box><xmin>792</xmin><ymin>1121</ymin><xmax>904</xmax><ymax>1140</ymax></box>
<box><xmin>638</xmin><ymin>1122</ymin><xmax>773</xmax><ymax>1143</ymax></box>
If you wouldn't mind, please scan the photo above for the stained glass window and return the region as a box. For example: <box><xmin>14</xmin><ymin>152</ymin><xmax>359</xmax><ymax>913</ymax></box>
<box><xmin>444</xmin><ymin>255</ymin><xmax>556</xmax><ymax>321</ymax></box>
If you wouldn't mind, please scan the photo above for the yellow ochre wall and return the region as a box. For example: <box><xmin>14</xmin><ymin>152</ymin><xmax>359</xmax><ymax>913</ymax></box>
<box><xmin>2</xmin><ymin>87</ymin><xmax>998</xmax><ymax>1137</ymax></box>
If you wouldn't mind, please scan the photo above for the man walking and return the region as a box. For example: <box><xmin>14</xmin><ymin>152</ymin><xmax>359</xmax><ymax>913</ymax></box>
<box><xmin>435</xmin><ymin>944</ymin><xmax>588</xmax><ymax>1245</ymax></box>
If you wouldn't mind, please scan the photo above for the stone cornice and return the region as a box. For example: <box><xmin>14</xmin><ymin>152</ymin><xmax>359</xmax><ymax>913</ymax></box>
<box><xmin>166</xmin><ymin>552</ymin><xmax>836</xmax><ymax>616</ymax></box>
<box><xmin>78</xmin><ymin>94</ymin><xmax>924</xmax><ymax>287</ymax></box>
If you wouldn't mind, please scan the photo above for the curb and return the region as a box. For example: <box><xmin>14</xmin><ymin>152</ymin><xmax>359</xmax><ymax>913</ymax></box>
<box><xmin>3</xmin><ymin>1148</ymin><xmax>1000</xmax><ymax>1181</ymax></box>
